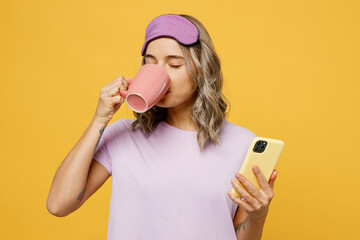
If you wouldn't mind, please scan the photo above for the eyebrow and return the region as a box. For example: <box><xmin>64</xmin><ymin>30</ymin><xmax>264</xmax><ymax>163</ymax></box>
<box><xmin>144</xmin><ymin>54</ymin><xmax>184</xmax><ymax>60</ymax></box>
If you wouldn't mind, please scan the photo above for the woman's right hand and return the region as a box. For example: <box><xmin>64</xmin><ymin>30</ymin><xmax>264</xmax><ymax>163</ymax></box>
<box><xmin>94</xmin><ymin>75</ymin><xmax>129</xmax><ymax>123</ymax></box>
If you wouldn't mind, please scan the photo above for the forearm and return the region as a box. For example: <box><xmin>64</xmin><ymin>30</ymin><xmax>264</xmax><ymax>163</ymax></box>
<box><xmin>235</xmin><ymin>216</ymin><xmax>266</xmax><ymax>240</ymax></box>
<box><xmin>46</xmin><ymin>116</ymin><xmax>108</xmax><ymax>216</ymax></box>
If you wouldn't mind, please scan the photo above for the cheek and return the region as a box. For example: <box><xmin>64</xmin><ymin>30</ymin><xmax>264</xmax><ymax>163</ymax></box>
<box><xmin>171</xmin><ymin>81</ymin><xmax>194</xmax><ymax>96</ymax></box>
<box><xmin>183</xmin><ymin>78</ymin><xmax>196</xmax><ymax>94</ymax></box>
<box><xmin>170</xmin><ymin>71</ymin><xmax>194</xmax><ymax>93</ymax></box>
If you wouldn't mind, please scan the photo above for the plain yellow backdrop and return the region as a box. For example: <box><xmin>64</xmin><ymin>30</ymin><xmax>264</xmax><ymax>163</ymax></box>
<box><xmin>1</xmin><ymin>0</ymin><xmax>359</xmax><ymax>239</ymax></box>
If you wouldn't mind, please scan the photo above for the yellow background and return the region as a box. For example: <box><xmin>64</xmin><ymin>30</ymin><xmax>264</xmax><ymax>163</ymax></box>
<box><xmin>1</xmin><ymin>0</ymin><xmax>359</xmax><ymax>239</ymax></box>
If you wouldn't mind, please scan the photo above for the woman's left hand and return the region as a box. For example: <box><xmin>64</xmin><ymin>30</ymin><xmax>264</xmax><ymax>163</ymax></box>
<box><xmin>228</xmin><ymin>165</ymin><xmax>278</xmax><ymax>222</ymax></box>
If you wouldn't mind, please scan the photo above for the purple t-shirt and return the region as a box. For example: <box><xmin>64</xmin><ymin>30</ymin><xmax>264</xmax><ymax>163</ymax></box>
<box><xmin>93</xmin><ymin>118</ymin><xmax>256</xmax><ymax>240</ymax></box>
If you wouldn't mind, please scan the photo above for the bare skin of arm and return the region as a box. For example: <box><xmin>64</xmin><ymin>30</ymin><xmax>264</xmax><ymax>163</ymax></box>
<box><xmin>234</xmin><ymin>206</ymin><xmax>249</xmax><ymax>237</ymax></box>
<box><xmin>46</xmin><ymin>116</ymin><xmax>110</xmax><ymax>217</ymax></box>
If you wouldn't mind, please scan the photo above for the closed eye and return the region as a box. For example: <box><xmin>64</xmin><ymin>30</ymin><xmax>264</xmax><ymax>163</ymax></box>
<box><xmin>144</xmin><ymin>62</ymin><xmax>182</xmax><ymax>69</ymax></box>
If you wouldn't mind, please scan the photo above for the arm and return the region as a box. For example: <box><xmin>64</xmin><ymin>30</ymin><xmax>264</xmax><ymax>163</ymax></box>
<box><xmin>235</xmin><ymin>215</ymin><xmax>266</xmax><ymax>240</ymax></box>
<box><xmin>46</xmin><ymin>116</ymin><xmax>109</xmax><ymax>216</ymax></box>
<box><xmin>229</xmin><ymin>166</ymin><xmax>278</xmax><ymax>240</ymax></box>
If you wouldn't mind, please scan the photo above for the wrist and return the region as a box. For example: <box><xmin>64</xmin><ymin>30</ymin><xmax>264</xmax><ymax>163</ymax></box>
<box><xmin>92</xmin><ymin>116</ymin><xmax>110</xmax><ymax>127</ymax></box>
<box><xmin>248</xmin><ymin>215</ymin><xmax>267</xmax><ymax>225</ymax></box>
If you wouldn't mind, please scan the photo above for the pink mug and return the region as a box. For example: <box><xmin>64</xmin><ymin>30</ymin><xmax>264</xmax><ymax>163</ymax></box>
<box><xmin>119</xmin><ymin>64</ymin><xmax>170</xmax><ymax>113</ymax></box>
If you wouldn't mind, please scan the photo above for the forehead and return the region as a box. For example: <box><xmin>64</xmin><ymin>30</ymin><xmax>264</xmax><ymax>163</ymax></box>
<box><xmin>145</xmin><ymin>37</ymin><xmax>184</xmax><ymax>58</ymax></box>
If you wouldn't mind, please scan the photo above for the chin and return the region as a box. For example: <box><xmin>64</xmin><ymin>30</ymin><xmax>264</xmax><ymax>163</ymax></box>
<box><xmin>155</xmin><ymin>94</ymin><xmax>171</xmax><ymax>107</ymax></box>
<box><xmin>155</xmin><ymin>100</ymin><xmax>177</xmax><ymax>108</ymax></box>
<box><xmin>155</xmin><ymin>102</ymin><xmax>170</xmax><ymax>108</ymax></box>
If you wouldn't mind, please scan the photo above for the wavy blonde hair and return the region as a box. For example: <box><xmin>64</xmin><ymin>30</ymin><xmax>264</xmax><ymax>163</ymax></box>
<box><xmin>130</xmin><ymin>14</ymin><xmax>231</xmax><ymax>152</ymax></box>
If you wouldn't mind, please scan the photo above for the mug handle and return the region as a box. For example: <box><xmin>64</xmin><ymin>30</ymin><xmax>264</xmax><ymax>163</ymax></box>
<box><xmin>119</xmin><ymin>77</ymin><xmax>134</xmax><ymax>99</ymax></box>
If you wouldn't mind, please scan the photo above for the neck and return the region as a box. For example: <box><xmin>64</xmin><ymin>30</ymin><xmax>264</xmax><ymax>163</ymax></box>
<box><xmin>164</xmin><ymin>99</ymin><xmax>198</xmax><ymax>132</ymax></box>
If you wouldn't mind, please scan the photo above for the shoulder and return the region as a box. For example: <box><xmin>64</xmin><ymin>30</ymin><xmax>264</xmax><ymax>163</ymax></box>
<box><xmin>107</xmin><ymin>118</ymin><xmax>134</xmax><ymax>130</ymax></box>
<box><xmin>221</xmin><ymin>120</ymin><xmax>257</xmax><ymax>141</ymax></box>
<box><xmin>101</xmin><ymin>118</ymin><xmax>135</xmax><ymax>137</ymax></box>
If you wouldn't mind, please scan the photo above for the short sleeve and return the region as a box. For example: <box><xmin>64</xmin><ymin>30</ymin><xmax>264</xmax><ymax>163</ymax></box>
<box><xmin>246</xmin><ymin>130</ymin><xmax>257</xmax><ymax>150</ymax></box>
<box><xmin>249</xmin><ymin>130</ymin><xmax>257</xmax><ymax>142</ymax></box>
<box><xmin>93</xmin><ymin>126</ymin><xmax>113</xmax><ymax>176</ymax></box>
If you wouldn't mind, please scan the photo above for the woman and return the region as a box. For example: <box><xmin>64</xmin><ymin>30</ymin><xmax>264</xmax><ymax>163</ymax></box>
<box><xmin>46</xmin><ymin>14</ymin><xmax>278</xmax><ymax>240</ymax></box>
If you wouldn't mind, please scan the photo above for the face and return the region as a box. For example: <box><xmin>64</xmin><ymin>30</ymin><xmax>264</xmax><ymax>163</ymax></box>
<box><xmin>144</xmin><ymin>37</ymin><xmax>197</xmax><ymax>109</ymax></box>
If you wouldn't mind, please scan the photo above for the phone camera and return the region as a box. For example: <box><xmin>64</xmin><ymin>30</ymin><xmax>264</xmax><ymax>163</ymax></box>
<box><xmin>253</xmin><ymin>140</ymin><xmax>267</xmax><ymax>153</ymax></box>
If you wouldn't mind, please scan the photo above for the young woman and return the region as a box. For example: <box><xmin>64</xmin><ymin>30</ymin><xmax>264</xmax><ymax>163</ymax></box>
<box><xmin>47</xmin><ymin>14</ymin><xmax>278</xmax><ymax>240</ymax></box>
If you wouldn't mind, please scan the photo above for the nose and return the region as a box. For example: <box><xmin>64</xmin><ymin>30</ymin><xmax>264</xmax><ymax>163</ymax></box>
<box><xmin>153</xmin><ymin>62</ymin><xmax>166</xmax><ymax>70</ymax></box>
<box><xmin>151</xmin><ymin>63</ymin><xmax>171</xmax><ymax>90</ymax></box>
<box><xmin>151</xmin><ymin>62</ymin><xmax>170</xmax><ymax>76</ymax></box>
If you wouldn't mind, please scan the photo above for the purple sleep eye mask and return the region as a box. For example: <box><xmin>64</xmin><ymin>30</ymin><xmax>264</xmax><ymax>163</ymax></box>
<box><xmin>141</xmin><ymin>14</ymin><xmax>200</xmax><ymax>56</ymax></box>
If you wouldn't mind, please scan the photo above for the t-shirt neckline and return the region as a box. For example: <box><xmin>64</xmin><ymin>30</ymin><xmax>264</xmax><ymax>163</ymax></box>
<box><xmin>160</xmin><ymin>120</ymin><xmax>198</xmax><ymax>134</ymax></box>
